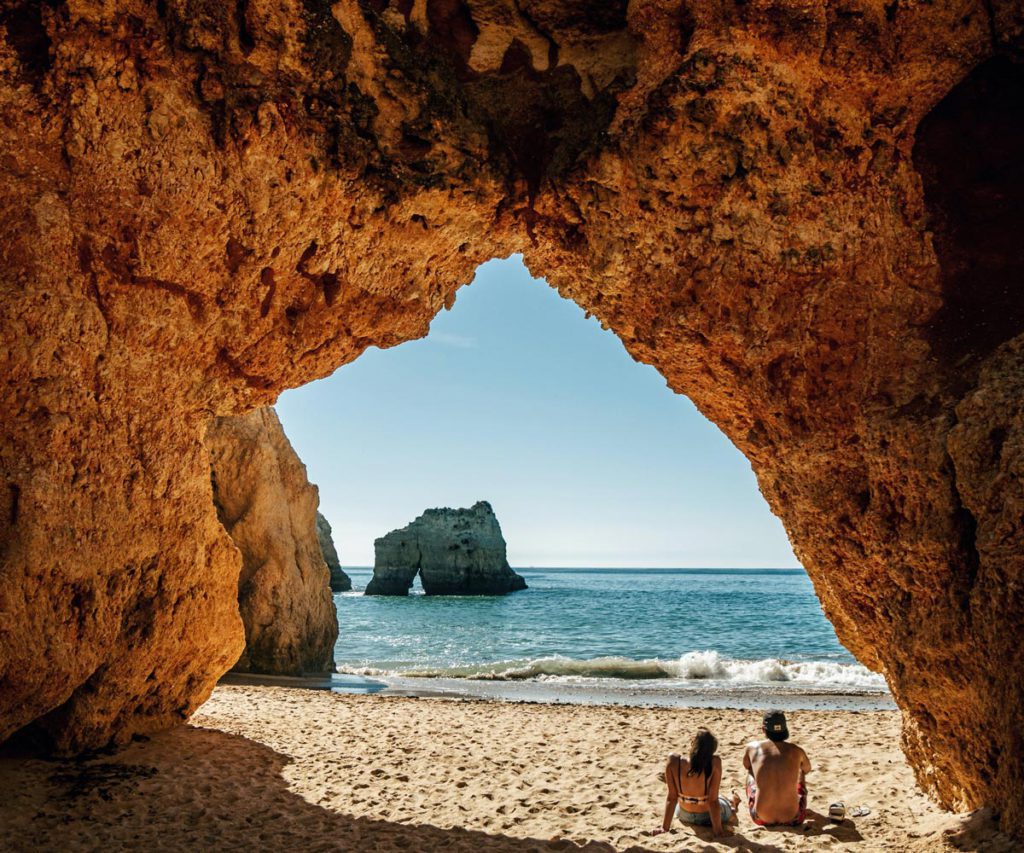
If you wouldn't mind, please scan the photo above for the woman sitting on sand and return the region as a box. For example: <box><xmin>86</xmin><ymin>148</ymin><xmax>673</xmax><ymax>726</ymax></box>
<box><xmin>653</xmin><ymin>728</ymin><xmax>740</xmax><ymax>838</ymax></box>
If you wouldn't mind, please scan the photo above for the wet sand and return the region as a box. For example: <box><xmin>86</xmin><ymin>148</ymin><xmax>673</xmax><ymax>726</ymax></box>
<box><xmin>0</xmin><ymin>685</ymin><xmax>1016</xmax><ymax>852</ymax></box>
<box><xmin>374</xmin><ymin>673</ymin><xmax>897</xmax><ymax>712</ymax></box>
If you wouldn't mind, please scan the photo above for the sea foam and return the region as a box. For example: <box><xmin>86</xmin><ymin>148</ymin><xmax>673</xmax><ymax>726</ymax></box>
<box><xmin>337</xmin><ymin>649</ymin><xmax>887</xmax><ymax>692</ymax></box>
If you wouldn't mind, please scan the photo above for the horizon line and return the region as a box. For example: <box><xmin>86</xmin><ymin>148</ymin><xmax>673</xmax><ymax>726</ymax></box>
<box><xmin>339</xmin><ymin>565</ymin><xmax>806</xmax><ymax>572</ymax></box>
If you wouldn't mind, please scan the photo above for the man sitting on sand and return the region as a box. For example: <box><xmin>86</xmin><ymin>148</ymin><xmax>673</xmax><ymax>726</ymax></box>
<box><xmin>743</xmin><ymin>710</ymin><xmax>811</xmax><ymax>827</ymax></box>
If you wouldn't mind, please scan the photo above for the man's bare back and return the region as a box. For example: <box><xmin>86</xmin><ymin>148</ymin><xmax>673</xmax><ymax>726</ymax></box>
<box><xmin>742</xmin><ymin>712</ymin><xmax>811</xmax><ymax>826</ymax></box>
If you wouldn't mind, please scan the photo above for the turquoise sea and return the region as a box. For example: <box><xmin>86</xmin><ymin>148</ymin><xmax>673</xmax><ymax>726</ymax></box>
<box><xmin>332</xmin><ymin>568</ymin><xmax>889</xmax><ymax>707</ymax></box>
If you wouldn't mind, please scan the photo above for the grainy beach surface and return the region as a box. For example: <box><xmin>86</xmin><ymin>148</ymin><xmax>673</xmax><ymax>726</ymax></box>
<box><xmin>0</xmin><ymin>685</ymin><xmax>1016</xmax><ymax>852</ymax></box>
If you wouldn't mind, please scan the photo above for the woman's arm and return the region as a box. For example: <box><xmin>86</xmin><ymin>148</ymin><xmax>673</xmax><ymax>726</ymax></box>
<box><xmin>707</xmin><ymin>757</ymin><xmax>730</xmax><ymax>837</ymax></box>
<box><xmin>656</xmin><ymin>754</ymin><xmax>680</xmax><ymax>833</ymax></box>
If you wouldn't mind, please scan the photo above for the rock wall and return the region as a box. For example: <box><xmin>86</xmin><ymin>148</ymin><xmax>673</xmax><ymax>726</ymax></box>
<box><xmin>317</xmin><ymin>512</ymin><xmax>351</xmax><ymax>592</ymax></box>
<box><xmin>366</xmin><ymin>501</ymin><xmax>527</xmax><ymax>596</ymax></box>
<box><xmin>207</xmin><ymin>408</ymin><xmax>337</xmax><ymax>676</ymax></box>
<box><xmin>1</xmin><ymin>0</ymin><xmax>1023</xmax><ymax>832</ymax></box>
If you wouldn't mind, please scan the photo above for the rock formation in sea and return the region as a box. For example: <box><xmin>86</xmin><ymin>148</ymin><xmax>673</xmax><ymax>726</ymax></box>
<box><xmin>2</xmin><ymin>0</ymin><xmax>1023</xmax><ymax>834</ymax></box>
<box><xmin>207</xmin><ymin>408</ymin><xmax>338</xmax><ymax>676</ymax></box>
<box><xmin>366</xmin><ymin>502</ymin><xmax>527</xmax><ymax>596</ymax></box>
<box><xmin>317</xmin><ymin>512</ymin><xmax>351</xmax><ymax>592</ymax></box>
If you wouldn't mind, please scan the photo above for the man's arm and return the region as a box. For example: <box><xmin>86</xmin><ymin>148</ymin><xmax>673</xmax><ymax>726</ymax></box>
<box><xmin>742</xmin><ymin>744</ymin><xmax>754</xmax><ymax>776</ymax></box>
<box><xmin>798</xmin><ymin>746</ymin><xmax>811</xmax><ymax>786</ymax></box>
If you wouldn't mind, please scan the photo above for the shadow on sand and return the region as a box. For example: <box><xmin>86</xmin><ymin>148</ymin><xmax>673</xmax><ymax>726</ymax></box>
<box><xmin>644</xmin><ymin>828</ymin><xmax>788</xmax><ymax>853</ymax></box>
<box><xmin>732</xmin><ymin>808</ymin><xmax>862</xmax><ymax>850</ymax></box>
<box><xmin>0</xmin><ymin>725</ymin><xmax>692</xmax><ymax>852</ymax></box>
<box><xmin>656</xmin><ymin>807</ymin><xmax>861</xmax><ymax>853</ymax></box>
<box><xmin>936</xmin><ymin>807</ymin><xmax>1010</xmax><ymax>852</ymax></box>
<box><xmin>801</xmin><ymin>809</ymin><xmax>864</xmax><ymax>842</ymax></box>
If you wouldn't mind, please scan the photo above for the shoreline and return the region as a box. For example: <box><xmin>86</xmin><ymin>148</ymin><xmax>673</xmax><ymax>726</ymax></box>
<box><xmin>376</xmin><ymin>674</ymin><xmax>897</xmax><ymax>711</ymax></box>
<box><xmin>220</xmin><ymin>670</ymin><xmax>896</xmax><ymax>712</ymax></box>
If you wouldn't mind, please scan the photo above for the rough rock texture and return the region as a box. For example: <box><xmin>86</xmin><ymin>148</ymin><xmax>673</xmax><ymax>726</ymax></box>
<box><xmin>366</xmin><ymin>501</ymin><xmax>526</xmax><ymax>596</ymax></box>
<box><xmin>316</xmin><ymin>512</ymin><xmax>351</xmax><ymax>592</ymax></box>
<box><xmin>207</xmin><ymin>408</ymin><xmax>337</xmax><ymax>676</ymax></box>
<box><xmin>1</xmin><ymin>0</ymin><xmax>1023</xmax><ymax>832</ymax></box>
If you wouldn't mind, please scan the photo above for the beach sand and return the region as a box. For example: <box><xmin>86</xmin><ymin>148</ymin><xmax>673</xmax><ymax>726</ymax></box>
<box><xmin>0</xmin><ymin>685</ymin><xmax>1015</xmax><ymax>852</ymax></box>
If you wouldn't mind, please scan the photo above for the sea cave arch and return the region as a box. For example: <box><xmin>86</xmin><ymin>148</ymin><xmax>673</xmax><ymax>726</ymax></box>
<box><xmin>1</xmin><ymin>0</ymin><xmax>1023</xmax><ymax>836</ymax></box>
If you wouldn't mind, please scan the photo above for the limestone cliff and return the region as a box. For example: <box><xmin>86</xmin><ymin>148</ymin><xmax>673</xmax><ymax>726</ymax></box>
<box><xmin>207</xmin><ymin>408</ymin><xmax>337</xmax><ymax>676</ymax></box>
<box><xmin>317</xmin><ymin>512</ymin><xmax>351</xmax><ymax>592</ymax></box>
<box><xmin>366</xmin><ymin>502</ymin><xmax>527</xmax><ymax>596</ymax></box>
<box><xmin>1</xmin><ymin>0</ymin><xmax>1023</xmax><ymax>834</ymax></box>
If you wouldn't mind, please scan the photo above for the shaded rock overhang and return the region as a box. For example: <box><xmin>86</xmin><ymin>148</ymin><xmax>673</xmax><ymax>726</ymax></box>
<box><xmin>0</xmin><ymin>0</ymin><xmax>1023</xmax><ymax>836</ymax></box>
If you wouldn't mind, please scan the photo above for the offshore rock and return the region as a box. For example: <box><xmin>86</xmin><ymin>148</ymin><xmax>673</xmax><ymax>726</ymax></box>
<box><xmin>317</xmin><ymin>512</ymin><xmax>351</xmax><ymax>592</ymax></box>
<box><xmin>207</xmin><ymin>408</ymin><xmax>337</xmax><ymax>676</ymax></box>
<box><xmin>366</xmin><ymin>502</ymin><xmax>527</xmax><ymax>596</ymax></box>
<box><xmin>1</xmin><ymin>0</ymin><xmax>1023</xmax><ymax>833</ymax></box>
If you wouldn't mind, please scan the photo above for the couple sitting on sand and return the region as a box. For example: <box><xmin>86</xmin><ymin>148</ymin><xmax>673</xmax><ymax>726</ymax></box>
<box><xmin>653</xmin><ymin>710</ymin><xmax>810</xmax><ymax>838</ymax></box>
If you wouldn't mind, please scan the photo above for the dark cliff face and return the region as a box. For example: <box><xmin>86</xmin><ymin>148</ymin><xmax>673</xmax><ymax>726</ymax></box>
<box><xmin>317</xmin><ymin>512</ymin><xmax>352</xmax><ymax>592</ymax></box>
<box><xmin>366</xmin><ymin>501</ymin><xmax>527</xmax><ymax>596</ymax></box>
<box><xmin>1</xmin><ymin>0</ymin><xmax>1023</xmax><ymax>834</ymax></box>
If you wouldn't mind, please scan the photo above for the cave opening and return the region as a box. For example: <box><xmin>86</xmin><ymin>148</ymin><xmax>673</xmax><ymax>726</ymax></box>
<box><xmin>270</xmin><ymin>256</ymin><xmax>886</xmax><ymax>706</ymax></box>
<box><xmin>279</xmin><ymin>255</ymin><xmax>797</xmax><ymax>573</ymax></box>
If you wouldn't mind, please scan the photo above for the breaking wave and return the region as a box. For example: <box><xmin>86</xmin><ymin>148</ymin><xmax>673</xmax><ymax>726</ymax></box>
<box><xmin>337</xmin><ymin>650</ymin><xmax>886</xmax><ymax>691</ymax></box>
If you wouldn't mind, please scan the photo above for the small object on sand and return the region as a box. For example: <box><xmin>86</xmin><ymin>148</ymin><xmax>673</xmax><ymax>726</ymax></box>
<box><xmin>850</xmin><ymin>806</ymin><xmax>871</xmax><ymax>817</ymax></box>
<box><xmin>829</xmin><ymin>802</ymin><xmax>847</xmax><ymax>821</ymax></box>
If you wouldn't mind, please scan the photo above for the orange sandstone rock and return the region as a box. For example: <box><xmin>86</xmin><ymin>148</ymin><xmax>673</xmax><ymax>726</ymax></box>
<box><xmin>207</xmin><ymin>407</ymin><xmax>337</xmax><ymax>676</ymax></box>
<box><xmin>0</xmin><ymin>0</ymin><xmax>1022</xmax><ymax>834</ymax></box>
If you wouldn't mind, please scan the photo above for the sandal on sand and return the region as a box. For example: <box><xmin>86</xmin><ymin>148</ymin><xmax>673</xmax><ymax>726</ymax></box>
<box><xmin>850</xmin><ymin>806</ymin><xmax>871</xmax><ymax>817</ymax></box>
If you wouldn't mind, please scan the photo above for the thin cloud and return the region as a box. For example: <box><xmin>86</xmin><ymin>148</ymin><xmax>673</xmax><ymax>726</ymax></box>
<box><xmin>429</xmin><ymin>332</ymin><xmax>477</xmax><ymax>349</ymax></box>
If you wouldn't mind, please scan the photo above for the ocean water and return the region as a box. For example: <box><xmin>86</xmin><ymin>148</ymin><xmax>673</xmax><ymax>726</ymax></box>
<box><xmin>333</xmin><ymin>568</ymin><xmax>889</xmax><ymax>707</ymax></box>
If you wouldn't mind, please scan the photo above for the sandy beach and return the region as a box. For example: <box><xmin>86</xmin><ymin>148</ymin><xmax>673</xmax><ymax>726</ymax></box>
<box><xmin>0</xmin><ymin>685</ymin><xmax>1014</xmax><ymax>852</ymax></box>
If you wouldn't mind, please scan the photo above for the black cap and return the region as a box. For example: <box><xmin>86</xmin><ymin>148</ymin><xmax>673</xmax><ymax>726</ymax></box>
<box><xmin>763</xmin><ymin>710</ymin><xmax>789</xmax><ymax>742</ymax></box>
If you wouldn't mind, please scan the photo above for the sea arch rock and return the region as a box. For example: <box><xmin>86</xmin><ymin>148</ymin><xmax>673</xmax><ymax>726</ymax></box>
<box><xmin>1</xmin><ymin>0</ymin><xmax>1023</xmax><ymax>833</ymax></box>
<box><xmin>366</xmin><ymin>501</ymin><xmax>528</xmax><ymax>596</ymax></box>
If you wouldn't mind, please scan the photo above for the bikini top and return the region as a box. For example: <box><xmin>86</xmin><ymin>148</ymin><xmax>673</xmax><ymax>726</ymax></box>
<box><xmin>676</xmin><ymin>758</ymin><xmax>711</xmax><ymax>805</ymax></box>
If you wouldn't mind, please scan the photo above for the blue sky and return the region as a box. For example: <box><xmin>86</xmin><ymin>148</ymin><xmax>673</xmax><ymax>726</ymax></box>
<box><xmin>277</xmin><ymin>256</ymin><xmax>799</xmax><ymax>569</ymax></box>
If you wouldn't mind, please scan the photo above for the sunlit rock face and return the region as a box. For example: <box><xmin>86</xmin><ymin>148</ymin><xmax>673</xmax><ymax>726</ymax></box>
<box><xmin>1</xmin><ymin>0</ymin><xmax>1023</xmax><ymax>830</ymax></box>
<box><xmin>366</xmin><ymin>501</ymin><xmax>527</xmax><ymax>596</ymax></box>
<box><xmin>207</xmin><ymin>408</ymin><xmax>337</xmax><ymax>676</ymax></box>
